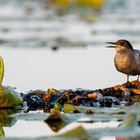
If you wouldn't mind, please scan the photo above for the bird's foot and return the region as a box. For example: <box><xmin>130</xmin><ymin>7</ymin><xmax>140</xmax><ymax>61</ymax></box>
<box><xmin>122</xmin><ymin>81</ymin><xmax>131</xmax><ymax>87</ymax></box>
<box><xmin>114</xmin><ymin>85</ymin><xmax>128</xmax><ymax>93</ymax></box>
<box><xmin>136</xmin><ymin>79</ymin><xmax>140</xmax><ymax>83</ymax></box>
<box><xmin>131</xmin><ymin>80</ymin><xmax>140</xmax><ymax>85</ymax></box>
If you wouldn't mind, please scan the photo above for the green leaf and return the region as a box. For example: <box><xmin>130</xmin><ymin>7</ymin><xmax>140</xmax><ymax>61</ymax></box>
<box><xmin>45</xmin><ymin>111</ymin><xmax>66</xmax><ymax>132</ymax></box>
<box><xmin>0</xmin><ymin>128</ymin><xmax>4</xmax><ymax>137</ymax></box>
<box><xmin>48</xmin><ymin>88</ymin><xmax>60</xmax><ymax>94</ymax></box>
<box><xmin>87</xmin><ymin>113</ymin><xmax>140</xmax><ymax>139</ymax></box>
<box><xmin>0</xmin><ymin>109</ymin><xmax>20</xmax><ymax>127</ymax></box>
<box><xmin>0</xmin><ymin>109</ymin><xmax>22</xmax><ymax>138</ymax></box>
<box><xmin>54</xmin><ymin>102</ymin><xmax>62</xmax><ymax>111</ymax></box>
<box><xmin>119</xmin><ymin>113</ymin><xmax>137</xmax><ymax>129</ymax></box>
<box><xmin>64</xmin><ymin>104</ymin><xmax>80</xmax><ymax>113</ymax></box>
<box><xmin>0</xmin><ymin>86</ymin><xmax>23</xmax><ymax>108</ymax></box>
<box><xmin>46</xmin><ymin>110</ymin><xmax>64</xmax><ymax>122</ymax></box>
<box><xmin>0</xmin><ymin>56</ymin><xmax>4</xmax><ymax>84</ymax></box>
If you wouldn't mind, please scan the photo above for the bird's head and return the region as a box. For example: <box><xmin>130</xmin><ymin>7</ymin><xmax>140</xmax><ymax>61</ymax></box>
<box><xmin>106</xmin><ymin>39</ymin><xmax>133</xmax><ymax>53</ymax></box>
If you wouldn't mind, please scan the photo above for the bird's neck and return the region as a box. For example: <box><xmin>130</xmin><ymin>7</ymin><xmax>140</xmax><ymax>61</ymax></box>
<box><xmin>116</xmin><ymin>49</ymin><xmax>133</xmax><ymax>56</ymax></box>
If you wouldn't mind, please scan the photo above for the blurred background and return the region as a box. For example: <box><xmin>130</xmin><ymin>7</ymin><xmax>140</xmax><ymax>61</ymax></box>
<box><xmin>1</xmin><ymin>1</ymin><xmax>140</xmax><ymax>139</ymax></box>
<box><xmin>0</xmin><ymin>0</ymin><xmax>140</xmax><ymax>92</ymax></box>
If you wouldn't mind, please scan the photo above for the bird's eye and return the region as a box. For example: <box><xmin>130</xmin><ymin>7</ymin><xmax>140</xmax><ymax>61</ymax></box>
<box><xmin>120</xmin><ymin>42</ymin><xmax>125</xmax><ymax>46</ymax></box>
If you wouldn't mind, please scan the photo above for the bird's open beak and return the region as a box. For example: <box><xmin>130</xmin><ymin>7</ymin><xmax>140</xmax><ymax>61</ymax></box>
<box><xmin>106</xmin><ymin>42</ymin><xmax>117</xmax><ymax>48</ymax></box>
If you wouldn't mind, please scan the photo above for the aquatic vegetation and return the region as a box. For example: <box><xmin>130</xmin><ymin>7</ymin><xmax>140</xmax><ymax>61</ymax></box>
<box><xmin>0</xmin><ymin>86</ymin><xmax>23</xmax><ymax>108</ymax></box>
<box><xmin>76</xmin><ymin>0</ymin><xmax>104</xmax><ymax>8</ymax></box>
<box><xmin>0</xmin><ymin>109</ymin><xmax>21</xmax><ymax>127</ymax></box>
<box><xmin>1</xmin><ymin>53</ymin><xmax>140</xmax><ymax>139</ymax></box>
<box><xmin>4</xmin><ymin>112</ymin><xmax>140</xmax><ymax>140</ymax></box>
<box><xmin>22</xmin><ymin>81</ymin><xmax>140</xmax><ymax>113</ymax></box>
<box><xmin>0</xmin><ymin>56</ymin><xmax>4</xmax><ymax>84</ymax></box>
<box><xmin>0</xmin><ymin>56</ymin><xmax>22</xmax><ymax>108</ymax></box>
<box><xmin>0</xmin><ymin>81</ymin><xmax>140</xmax><ymax>139</ymax></box>
<box><xmin>0</xmin><ymin>1</ymin><xmax>140</xmax><ymax>140</ymax></box>
<box><xmin>14</xmin><ymin>81</ymin><xmax>140</xmax><ymax>139</ymax></box>
<box><xmin>0</xmin><ymin>128</ymin><xmax>4</xmax><ymax>138</ymax></box>
<box><xmin>0</xmin><ymin>109</ymin><xmax>22</xmax><ymax>137</ymax></box>
<box><xmin>48</xmin><ymin>0</ymin><xmax>104</xmax><ymax>8</ymax></box>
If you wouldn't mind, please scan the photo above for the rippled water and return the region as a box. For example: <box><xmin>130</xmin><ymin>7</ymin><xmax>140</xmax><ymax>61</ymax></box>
<box><xmin>0</xmin><ymin>0</ymin><xmax>140</xmax><ymax>48</ymax></box>
<box><xmin>1</xmin><ymin>0</ymin><xmax>140</xmax><ymax>140</ymax></box>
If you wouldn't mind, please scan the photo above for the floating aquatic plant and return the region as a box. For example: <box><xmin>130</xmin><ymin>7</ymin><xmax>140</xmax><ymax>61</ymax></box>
<box><xmin>1</xmin><ymin>49</ymin><xmax>140</xmax><ymax>139</ymax></box>
<box><xmin>0</xmin><ymin>56</ymin><xmax>22</xmax><ymax>108</ymax></box>
<box><xmin>2</xmin><ymin>113</ymin><xmax>140</xmax><ymax>140</ymax></box>
<box><xmin>22</xmin><ymin>81</ymin><xmax>140</xmax><ymax>113</ymax></box>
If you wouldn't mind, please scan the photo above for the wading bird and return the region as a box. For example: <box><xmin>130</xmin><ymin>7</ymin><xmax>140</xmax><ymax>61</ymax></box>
<box><xmin>106</xmin><ymin>39</ymin><xmax>140</xmax><ymax>82</ymax></box>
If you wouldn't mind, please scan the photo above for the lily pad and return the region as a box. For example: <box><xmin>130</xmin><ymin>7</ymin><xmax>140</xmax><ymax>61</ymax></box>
<box><xmin>0</xmin><ymin>109</ymin><xmax>22</xmax><ymax>138</ymax></box>
<box><xmin>0</xmin><ymin>86</ymin><xmax>23</xmax><ymax>108</ymax></box>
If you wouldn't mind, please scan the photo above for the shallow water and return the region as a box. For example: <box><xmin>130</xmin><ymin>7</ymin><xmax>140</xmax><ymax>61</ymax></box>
<box><xmin>1</xmin><ymin>47</ymin><xmax>129</xmax><ymax>92</ymax></box>
<box><xmin>1</xmin><ymin>0</ymin><xmax>140</xmax><ymax>140</ymax></box>
<box><xmin>0</xmin><ymin>0</ymin><xmax>140</xmax><ymax>48</ymax></box>
<box><xmin>0</xmin><ymin>47</ymin><xmax>137</xmax><ymax>140</ymax></box>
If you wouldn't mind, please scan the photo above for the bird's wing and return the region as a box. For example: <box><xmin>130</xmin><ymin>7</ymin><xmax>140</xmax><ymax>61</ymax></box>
<box><xmin>133</xmin><ymin>49</ymin><xmax>140</xmax><ymax>69</ymax></box>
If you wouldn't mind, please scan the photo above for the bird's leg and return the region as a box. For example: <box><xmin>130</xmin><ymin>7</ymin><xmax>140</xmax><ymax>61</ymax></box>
<box><xmin>127</xmin><ymin>75</ymin><xmax>129</xmax><ymax>83</ymax></box>
<box><xmin>137</xmin><ymin>75</ymin><xmax>140</xmax><ymax>82</ymax></box>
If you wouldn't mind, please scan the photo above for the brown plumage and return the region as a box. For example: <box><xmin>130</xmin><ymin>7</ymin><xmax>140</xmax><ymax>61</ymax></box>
<box><xmin>107</xmin><ymin>39</ymin><xmax>140</xmax><ymax>82</ymax></box>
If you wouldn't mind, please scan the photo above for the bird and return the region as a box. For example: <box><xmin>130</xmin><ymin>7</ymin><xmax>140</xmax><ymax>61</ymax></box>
<box><xmin>106</xmin><ymin>39</ymin><xmax>140</xmax><ymax>82</ymax></box>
